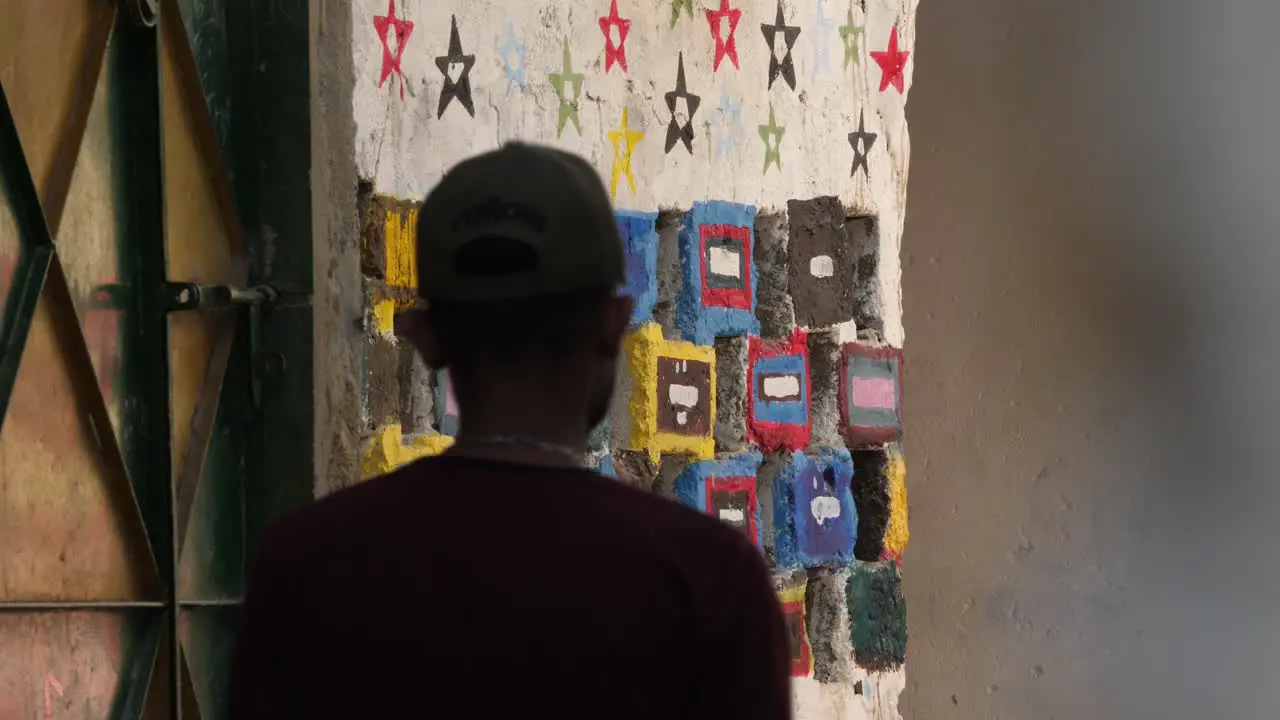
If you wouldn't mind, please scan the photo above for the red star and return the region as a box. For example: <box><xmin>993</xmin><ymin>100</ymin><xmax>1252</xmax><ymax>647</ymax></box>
<box><xmin>870</xmin><ymin>25</ymin><xmax>910</xmax><ymax>94</ymax></box>
<box><xmin>705</xmin><ymin>0</ymin><xmax>742</xmax><ymax>71</ymax></box>
<box><xmin>373</xmin><ymin>0</ymin><xmax>414</xmax><ymax>99</ymax></box>
<box><xmin>599</xmin><ymin>0</ymin><xmax>632</xmax><ymax>74</ymax></box>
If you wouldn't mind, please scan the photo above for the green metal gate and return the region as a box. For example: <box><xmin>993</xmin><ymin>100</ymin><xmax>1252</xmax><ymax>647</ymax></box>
<box><xmin>0</xmin><ymin>1</ymin><xmax>312</xmax><ymax>717</ymax></box>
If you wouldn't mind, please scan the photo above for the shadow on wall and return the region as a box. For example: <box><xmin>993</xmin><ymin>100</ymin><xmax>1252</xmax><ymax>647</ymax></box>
<box><xmin>902</xmin><ymin>0</ymin><xmax>1280</xmax><ymax>717</ymax></box>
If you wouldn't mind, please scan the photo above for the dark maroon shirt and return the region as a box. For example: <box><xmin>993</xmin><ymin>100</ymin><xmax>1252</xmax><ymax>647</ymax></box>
<box><xmin>229</xmin><ymin>455</ymin><xmax>792</xmax><ymax>719</ymax></box>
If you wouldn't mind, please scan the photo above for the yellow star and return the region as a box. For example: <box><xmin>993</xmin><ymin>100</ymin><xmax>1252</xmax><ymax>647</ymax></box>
<box><xmin>608</xmin><ymin>107</ymin><xmax>644</xmax><ymax>198</ymax></box>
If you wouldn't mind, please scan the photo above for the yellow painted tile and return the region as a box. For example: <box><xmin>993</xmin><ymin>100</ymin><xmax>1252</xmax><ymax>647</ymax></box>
<box><xmin>883</xmin><ymin>448</ymin><xmax>909</xmax><ymax>557</ymax></box>
<box><xmin>372</xmin><ymin>299</ymin><xmax>396</xmax><ymax>336</ymax></box>
<box><xmin>361</xmin><ymin>423</ymin><xmax>454</xmax><ymax>480</ymax></box>
<box><xmin>623</xmin><ymin>323</ymin><xmax>715</xmax><ymax>462</ymax></box>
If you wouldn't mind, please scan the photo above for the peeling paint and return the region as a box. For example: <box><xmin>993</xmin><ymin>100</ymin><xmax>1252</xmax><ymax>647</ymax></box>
<box><xmin>361</xmin><ymin>423</ymin><xmax>454</xmax><ymax>480</ymax></box>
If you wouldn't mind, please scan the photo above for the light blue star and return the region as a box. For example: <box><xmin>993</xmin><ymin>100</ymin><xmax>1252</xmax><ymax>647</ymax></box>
<box><xmin>714</xmin><ymin>90</ymin><xmax>743</xmax><ymax>163</ymax></box>
<box><xmin>811</xmin><ymin>0</ymin><xmax>834</xmax><ymax>80</ymax></box>
<box><xmin>498</xmin><ymin>22</ymin><xmax>527</xmax><ymax>90</ymax></box>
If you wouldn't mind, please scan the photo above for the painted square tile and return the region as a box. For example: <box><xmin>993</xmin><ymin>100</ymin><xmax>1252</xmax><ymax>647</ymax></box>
<box><xmin>773</xmin><ymin>449</ymin><xmax>857</xmax><ymax>568</ymax></box>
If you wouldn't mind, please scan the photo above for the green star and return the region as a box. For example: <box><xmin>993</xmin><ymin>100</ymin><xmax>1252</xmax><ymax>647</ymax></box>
<box><xmin>671</xmin><ymin>0</ymin><xmax>694</xmax><ymax>27</ymax></box>
<box><xmin>548</xmin><ymin>40</ymin><xmax>584</xmax><ymax>137</ymax></box>
<box><xmin>839</xmin><ymin>6</ymin><xmax>864</xmax><ymax>69</ymax></box>
<box><xmin>758</xmin><ymin>103</ymin><xmax>785</xmax><ymax>174</ymax></box>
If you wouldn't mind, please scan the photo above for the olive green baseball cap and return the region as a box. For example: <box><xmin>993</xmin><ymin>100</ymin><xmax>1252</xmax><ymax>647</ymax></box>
<box><xmin>416</xmin><ymin>142</ymin><xmax>625</xmax><ymax>304</ymax></box>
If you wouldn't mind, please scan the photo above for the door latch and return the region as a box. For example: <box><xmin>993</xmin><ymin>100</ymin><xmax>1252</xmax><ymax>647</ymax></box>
<box><xmin>163</xmin><ymin>282</ymin><xmax>278</xmax><ymax>313</ymax></box>
<box><xmin>164</xmin><ymin>282</ymin><xmax>284</xmax><ymax>409</ymax></box>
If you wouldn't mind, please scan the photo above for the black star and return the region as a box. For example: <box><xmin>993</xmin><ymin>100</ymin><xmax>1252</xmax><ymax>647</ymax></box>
<box><xmin>760</xmin><ymin>1</ymin><xmax>801</xmax><ymax>91</ymax></box>
<box><xmin>664</xmin><ymin>52</ymin><xmax>701</xmax><ymax>154</ymax></box>
<box><xmin>848</xmin><ymin>110</ymin><xmax>877</xmax><ymax>177</ymax></box>
<box><xmin>435</xmin><ymin>15</ymin><xmax>476</xmax><ymax>118</ymax></box>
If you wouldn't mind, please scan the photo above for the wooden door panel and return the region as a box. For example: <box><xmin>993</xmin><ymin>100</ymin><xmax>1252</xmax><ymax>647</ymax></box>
<box><xmin>178</xmin><ymin>607</ymin><xmax>236</xmax><ymax>720</ymax></box>
<box><xmin>0</xmin><ymin>611</ymin><xmax>133</xmax><ymax>718</ymax></box>
<box><xmin>0</xmin><ymin>1</ymin><xmax>311</xmax><ymax>716</ymax></box>
<box><xmin>0</xmin><ymin>0</ymin><xmax>112</xmax><ymax>220</ymax></box>
<box><xmin>0</xmin><ymin>285</ymin><xmax>155</xmax><ymax>602</ymax></box>
<box><xmin>54</xmin><ymin>30</ymin><xmax>133</xmax><ymax>463</ymax></box>
<box><xmin>176</xmin><ymin>349</ymin><xmax>247</xmax><ymax>603</ymax></box>
<box><xmin>160</xmin><ymin>14</ymin><xmax>241</xmax><ymax>496</ymax></box>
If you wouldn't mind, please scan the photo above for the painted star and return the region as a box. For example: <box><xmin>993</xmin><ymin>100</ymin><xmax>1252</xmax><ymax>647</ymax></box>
<box><xmin>599</xmin><ymin>0</ymin><xmax>632</xmax><ymax>74</ymax></box>
<box><xmin>608</xmin><ymin>107</ymin><xmax>644</xmax><ymax>198</ymax></box>
<box><xmin>714</xmin><ymin>89</ymin><xmax>743</xmax><ymax>162</ymax></box>
<box><xmin>847</xmin><ymin>110</ymin><xmax>877</xmax><ymax>177</ymax></box>
<box><xmin>706</xmin><ymin>0</ymin><xmax>743</xmax><ymax>71</ymax></box>
<box><xmin>871</xmin><ymin>25</ymin><xmax>911</xmax><ymax>93</ymax></box>
<box><xmin>758</xmin><ymin>103</ymin><xmax>785</xmax><ymax>174</ymax></box>
<box><xmin>671</xmin><ymin>0</ymin><xmax>694</xmax><ymax>27</ymax></box>
<box><xmin>811</xmin><ymin>0</ymin><xmax>833</xmax><ymax>79</ymax></box>
<box><xmin>434</xmin><ymin>15</ymin><xmax>476</xmax><ymax>118</ymax></box>
<box><xmin>761</xmin><ymin>0</ymin><xmax>801</xmax><ymax>91</ymax></box>
<box><xmin>839</xmin><ymin>6</ymin><xmax>864</xmax><ymax>70</ymax></box>
<box><xmin>373</xmin><ymin>0</ymin><xmax>414</xmax><ymax>99</ymax></box>
<box><xmin>498</xmin><ymin>21</ymin><xmax>527</xmax><ymax>91</ymax></box>
<box><xmin>664</xmin><ymin>52</ymin><xmax>701</xmax><ymax>154</ymax></box>
<box><xmin>548</xmin><ymin>40</ymin><xmax>584</xmax><ymax>137</ymax></box>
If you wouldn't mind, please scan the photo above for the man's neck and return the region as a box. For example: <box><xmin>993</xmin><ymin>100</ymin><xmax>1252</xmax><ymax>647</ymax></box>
<box><xmin>446</xmin><ymin>413</ymin><xmax>590</xmax><ymax>470</ymax></box>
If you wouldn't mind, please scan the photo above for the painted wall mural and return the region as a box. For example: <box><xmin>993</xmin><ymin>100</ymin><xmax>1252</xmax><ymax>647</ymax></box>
<box><xmin>373</xmin><ymin>0</ymin><xmax>414</xmax><ymax>99</ymax></box>
<box><xmin>351</xmin><ymin>1</ymin><xmax>917</xmax><ymax>718</ymax></box>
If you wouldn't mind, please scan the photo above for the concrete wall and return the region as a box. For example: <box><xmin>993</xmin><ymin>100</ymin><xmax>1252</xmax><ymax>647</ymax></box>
<box><xmin>902</xmin><ymin>0</ymin><xmax>1280</xmax><ymax>717</ymax></box>
<box><xmin>333</xmin><ymin>0</ymin><xmax>920</xmax><ymax>717</ymax></box>
<box><xmin>313</xmin><ymin>1</ymin><xmax>366</xmax><ymax>498</ymax></box>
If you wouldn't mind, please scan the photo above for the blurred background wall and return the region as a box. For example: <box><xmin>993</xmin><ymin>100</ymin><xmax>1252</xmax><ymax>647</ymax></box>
<box><xmin>901</xmin><ymin>0</ymin><xmax>1280</xmax><ymax>716</ymax></box>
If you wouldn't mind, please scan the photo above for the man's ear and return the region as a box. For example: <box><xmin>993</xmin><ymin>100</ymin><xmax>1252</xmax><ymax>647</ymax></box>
<box><xmin>397</xmin><ymin>308</ymin><xmax>448</xmax><ymax>368</ymax></box>
<box><xmin>598</xmin><ymin>295</ymin><xmax>634</xmax><ymax>360</ymax></box>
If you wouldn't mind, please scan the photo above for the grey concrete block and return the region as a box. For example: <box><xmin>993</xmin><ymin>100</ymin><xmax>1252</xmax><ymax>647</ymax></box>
<box><xmin>807</xmin><ymin>328</ymin><xmax>844</xmax><ymax>449</ymax></box>
<box><xmin>758</xmin><ymin>451</ymin><xmax>790</xmax><ymax>567</ymax></box>
<box><xmin>806</xmin><ymin>565</ymin><xmax>855</xmax><ymax>683</ymax></box>
<box><xmin>851</xmin><ymin>448</ymin><xmax>891</xmax><ymax>562</ymax></box>
<box><xmin>653</xmin><ymin>454</ymin><xmax>691</xmax><ymax>499</ymax></box>
<box><xmin>653</xmin><ymin>209</ymin><xmax>685</xmax><ymax>330</ymax></box>
<box><xmin>399</xmin><ymin>348</ymin><xmax>434</xmax><ymax>435</ymax></box>
<box><xmin>788</xmin><ymin>197</ymin><xmax>857</xmax><ymax>329</ymax></box>
<box><xmin>754</xmin><ymin>210</ymin><xmax>796</xmax><ymax>338</ymax></box>
<box><xmin>848</xmin><ymin>215</ymin><xmax>883</xmax><ymax>334</ymax></box>
<box><xmin>714</xmin><ymin>335</ymin><xmax>749</xmax><ymax>453</ymax></box>
<box><xmin>365</xmin><ymin>334</ymin><xmax>402</xmax><ymax>431</ymax></box>
<box><xmin>613</xmin><ymin>449</ymin><xmax>659</xmax><ymax>491</ymax></box>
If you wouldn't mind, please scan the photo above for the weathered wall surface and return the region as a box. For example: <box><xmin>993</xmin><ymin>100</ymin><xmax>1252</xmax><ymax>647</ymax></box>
<box><xmin>342</xmin><ymin>0</ymin><xmax>918</xmax><ymax>716</ymax></box>
<box><xmin>902</xmin><ymin>0</ymin><xmax>1280</xmax><ymax>717</ymax></box>
<box><xmin>313</xmin><ymin>1</ymin><xmax>366</xmax><ymax>497</ymax></box>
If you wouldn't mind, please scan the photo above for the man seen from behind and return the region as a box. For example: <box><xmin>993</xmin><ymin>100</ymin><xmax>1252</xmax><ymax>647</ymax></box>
<box><xmin>229</xmin><ymin>142</ymin><xmax>793</xmax><ymax>719</ymax></box>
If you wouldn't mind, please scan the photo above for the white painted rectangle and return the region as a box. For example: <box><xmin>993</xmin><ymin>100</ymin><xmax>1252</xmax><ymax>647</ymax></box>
<box><xmin>718</xmin><ymin>508</ymin><xmax>745</xmax><ymax>524</ymax></box>
<box><xmin>763</xmin><ymin>375</ymin><xmax>801</xmax><ymax>399</ymax></box>
<box><xmin>668</xmin><ymin>383</ymin><xmax>699</xmax><ymax>408</ymax></box>
<box><xmin>708</xmin><ymin>246</ymin><xmax>741</xmax><ymax>278</ymax></box>
<box><xmin>810</xmin><ymin>255</ymin><xmax>835</xmax><ymax>278</ymax></box>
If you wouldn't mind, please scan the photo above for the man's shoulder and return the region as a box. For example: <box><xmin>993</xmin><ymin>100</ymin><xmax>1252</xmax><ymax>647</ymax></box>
<box><xmin>259</xmin><ymin>456</ymin><xmax>757</xmax><ymax>568</ymax></box>
<box><xmin>569</xmin><ymin>470</ymin><xmax>763</xmax><ymax>571</ymax></box>
<box><xmin>264</xmin><ymin>459</ymin><xmax>425</xmax><ymax>537</ymax></box>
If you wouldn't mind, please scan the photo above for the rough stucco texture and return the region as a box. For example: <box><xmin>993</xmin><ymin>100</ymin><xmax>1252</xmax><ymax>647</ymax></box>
<box><xmin>901</xmin><ymin>1</ymin><xmax>1280</xmax><ymax>718</ymax></box>
<box><xmin>313</xmin><ymin>0</ymin><xmax>365</xmax><ymax>497</ymax></box>
<box><xmin>341</xmin><ymin>1</ymin><xmax>919</xmax><ymax>717</ymax></box>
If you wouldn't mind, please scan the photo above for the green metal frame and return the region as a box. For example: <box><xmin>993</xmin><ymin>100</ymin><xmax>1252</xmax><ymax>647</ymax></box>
<box><xmin>0</xmin><ymin>2</ymin><xmax>313</xmax><ymax>718</ymax></box>
<box><xmin>0</xmin><ymin>80</ymin><xmax>55</xmax><ymax>429</ymax></box>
